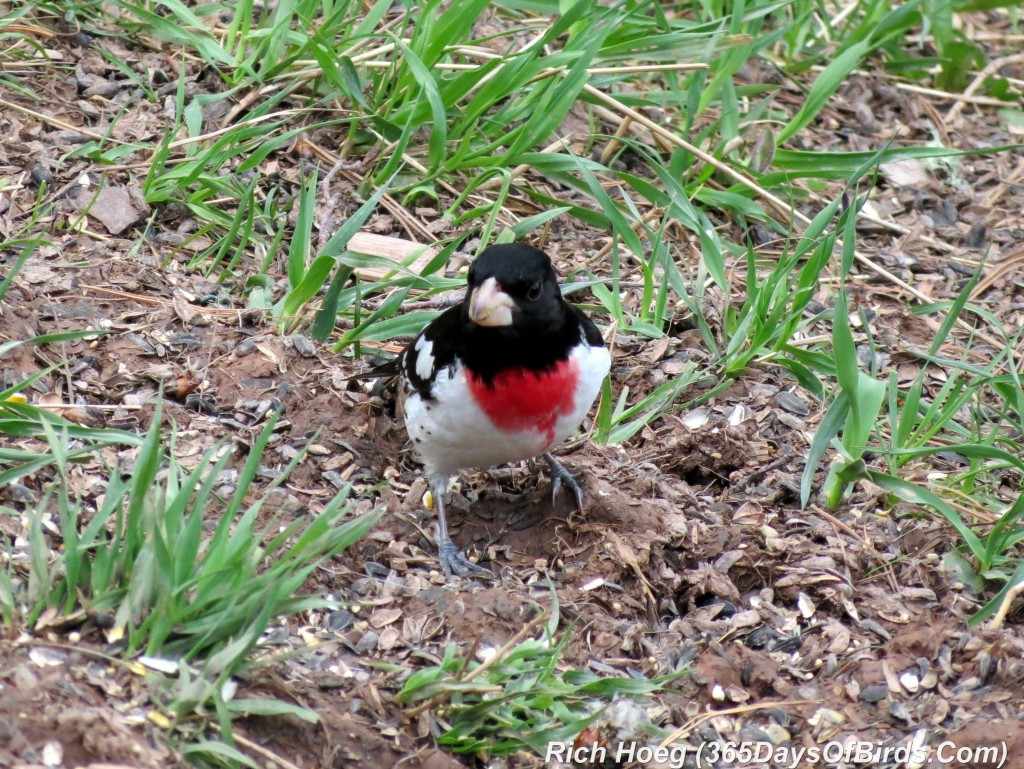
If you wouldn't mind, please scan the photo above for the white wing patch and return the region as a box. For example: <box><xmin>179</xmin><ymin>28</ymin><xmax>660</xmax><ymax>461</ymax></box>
<box><xmin>413</xmin><ymin>335</ymin><xmax>435</xmax><ymax>381</ymax></box>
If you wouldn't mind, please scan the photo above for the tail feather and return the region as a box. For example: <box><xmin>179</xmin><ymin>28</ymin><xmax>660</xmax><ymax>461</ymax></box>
<box><xmin>348</xmin><ymin>355</ymin><xmax>402</xmax><ymax>381</ymax></box>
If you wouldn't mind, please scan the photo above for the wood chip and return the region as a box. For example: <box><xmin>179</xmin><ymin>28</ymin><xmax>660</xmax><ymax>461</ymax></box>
<box><xmin>347</xmin><ymin>233</ymin><xmax>438</xmax><ymax>281</ymax></box>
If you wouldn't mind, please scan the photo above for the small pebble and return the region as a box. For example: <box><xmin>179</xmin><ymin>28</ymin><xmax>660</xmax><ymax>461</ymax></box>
<box><xmin>290</xmin><ymin>334</ymin><xmax>316</xmax><ymax>357</ymax></box>
<box><xmin>859</xmin><ymin>684</ymin><xmax>889</xmax><ymax>703</ymax></box>
<box><xmin>327</xmin><ymin>609</ymin><xmax>354</xmax><ymax>631</ymax></box>
<box><xmin>30</xmin><ymin>164</ymin><xmax>52</xmax><ymax>187</ymax></box>
<box><xmin>354</xmin><ymin>631</ymin><xmax>378</xmax><ymax>654</ymax></box>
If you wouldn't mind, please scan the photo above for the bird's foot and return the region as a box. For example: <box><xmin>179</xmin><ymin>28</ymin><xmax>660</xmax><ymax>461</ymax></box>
<box><xmin>546</xmin><ymin>453</ymin><xmax>585</xmax><ymax>513</ymax></box>
<box><xmin>438</xmin><ymin>537</ymin><xmax>493</xmax><ymax>580</ymax></box>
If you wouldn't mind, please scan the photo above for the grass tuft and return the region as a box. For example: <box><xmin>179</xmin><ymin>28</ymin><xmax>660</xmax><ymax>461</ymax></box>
<box><xmin>398</xmin><ymin>589</ymin><xmax>682</xmax><ymax>759</ymax></box>
<box><xmin>5</xmin><ymin>403</ymin><xmax>380</xmax><ymax>661</ymax></box>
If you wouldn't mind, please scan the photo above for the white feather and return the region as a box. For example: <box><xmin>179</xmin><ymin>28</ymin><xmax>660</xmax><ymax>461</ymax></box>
<box><xmin>413</xmin><ymin>335</ymin><xmax>435</xmax><ymax>381</ymax></box>
<box><xmin>405</xmin><ymin>340</ymin><xmax>610</xmax><ymax>480</ymax></box>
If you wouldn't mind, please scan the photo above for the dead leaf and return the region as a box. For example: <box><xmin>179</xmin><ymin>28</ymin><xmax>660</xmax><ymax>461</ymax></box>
<box><xmin>74</xmin><ymin>185</ymin><xmax>140</xmax><ymax>235</ymax></box>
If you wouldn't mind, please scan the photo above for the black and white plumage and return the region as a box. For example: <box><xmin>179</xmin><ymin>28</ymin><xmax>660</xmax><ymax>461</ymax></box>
<box><xmin>393</xmin><ymin>243</ymin><xmax>610</xmax><ymax>578</ymax></box>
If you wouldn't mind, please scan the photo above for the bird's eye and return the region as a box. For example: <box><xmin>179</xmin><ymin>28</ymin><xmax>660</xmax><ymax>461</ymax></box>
<box><xmin>526</xmin><ymin>280</ymin><xmax>543</xmax><ymax>301</ymax></box>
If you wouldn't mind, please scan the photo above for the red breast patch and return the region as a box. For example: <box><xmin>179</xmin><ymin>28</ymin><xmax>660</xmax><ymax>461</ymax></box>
<box><xmin>467</xmin><ymin>359</ymin><xmax>578</xmax><ymax>444</ymax></box>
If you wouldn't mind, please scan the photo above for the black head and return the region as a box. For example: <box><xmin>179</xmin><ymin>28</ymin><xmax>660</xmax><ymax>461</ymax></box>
<box><xmin>401</xmin><ymin>242</ymin><xmax>597</xmax><ymax>389</ymax></box>
<box><xmin>463</xmin><ymin>244</ymin><xmax>564</xmax><ymax>335</ymax></box>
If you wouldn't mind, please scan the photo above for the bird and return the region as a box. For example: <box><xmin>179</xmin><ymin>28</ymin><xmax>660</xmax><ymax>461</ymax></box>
<box><xmin>386</xmin><ymin>243</ymin><xmax>611</xmax><ymax>578</ymax></box>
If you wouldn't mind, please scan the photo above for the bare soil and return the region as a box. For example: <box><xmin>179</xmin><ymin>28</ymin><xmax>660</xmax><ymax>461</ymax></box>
<box><xmin>3</xmin><ymin>13</ymin><xmax>1024</xmax><ymax>769</ymax></box>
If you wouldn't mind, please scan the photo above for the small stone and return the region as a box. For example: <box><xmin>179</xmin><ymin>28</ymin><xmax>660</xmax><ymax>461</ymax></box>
<box><xmin>354</xmin><ymin>630</ymin><xmax>379</xmax><ymax>653</ymax></box>
<box><xmin>30</xmin><ymin>164</ymin><xmax>52</xmax><ymax>187</ymax></box>
<box><xmin>327</xmin><ymin>609</ymin><xmax>354</xmax><ymax>631</ymax></box>
<box><xmin>290</xmin><ymin>334</ymin><xmax>316</xmax><ymax>357</ymax></box>
<box><xmin>964</xmin><ymin>222</ymin><xmax>987</xmax><ymax>249</ymax></box>
<box><xmin>8</xmin><ymin>483</ymin><xmax>37</xmax><ymax>504</ymax></box>
<box><xmin>859</xmin><ymin>684</ymin><xmax>889</xmax><ymax>703</ymax></box>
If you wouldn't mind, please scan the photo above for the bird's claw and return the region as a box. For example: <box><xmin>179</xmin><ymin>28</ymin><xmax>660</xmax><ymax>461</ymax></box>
<box><xmin>438</xmin><ymin>538</ymin><xmax>493</xmax><ymax>580</ymax></box>
<box><xmin>547</xmin><ymin>455</ymin><xmax>585</xmax><ymax>512</ymax></box>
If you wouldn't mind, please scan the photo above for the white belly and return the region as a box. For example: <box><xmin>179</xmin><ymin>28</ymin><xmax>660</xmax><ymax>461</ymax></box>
<box><xmin>405</xmin><ymin>344</ymin><xmax>610</xmax><ymax>479</ymax></box>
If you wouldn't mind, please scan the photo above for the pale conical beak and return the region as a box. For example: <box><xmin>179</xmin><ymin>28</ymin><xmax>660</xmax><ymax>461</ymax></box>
<box><xmin>471</xmin><ymin>276</ymin><xmax>520</xmax><ymax>327</ymax></box>
<box><xmin>467</xmin><ymin>277</ymin><xmax>515</xmax><ymax>327</ymax></box>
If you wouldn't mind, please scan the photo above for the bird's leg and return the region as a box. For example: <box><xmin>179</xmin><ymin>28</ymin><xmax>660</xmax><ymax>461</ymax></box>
<box><xmin>544</xmin><ymin>453</ymin><xmax>585</xmax><ymax>512</ymax></box>
<box><xmin>430</xmin><ymin>476</ymin><xmax>492</xmax><ymax>579</ymax></box>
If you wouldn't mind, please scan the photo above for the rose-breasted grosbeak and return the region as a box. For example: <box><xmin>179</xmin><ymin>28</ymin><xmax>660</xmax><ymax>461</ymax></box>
<box><xmin>391</xmin><ymin>243</ymin><xmax>610</xmax><ymax>578</ymax></box>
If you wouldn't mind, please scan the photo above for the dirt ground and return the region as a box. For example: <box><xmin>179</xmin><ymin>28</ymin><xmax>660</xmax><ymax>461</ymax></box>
<box><xmin>3</xmin><ymin>13</ymin><xmax>1024</xmax><ymax>769</ymax></box>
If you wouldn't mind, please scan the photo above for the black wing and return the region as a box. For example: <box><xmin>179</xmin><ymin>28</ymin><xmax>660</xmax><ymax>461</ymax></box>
<box><xmin>566</xmin><ymin>303</ymin><xmax>605</xmax><ymax>347</ymax></box>
<box><xmin>399</xmin><ymin>304</ymin><xmax>465</xmax><ymax>401</ymax></box>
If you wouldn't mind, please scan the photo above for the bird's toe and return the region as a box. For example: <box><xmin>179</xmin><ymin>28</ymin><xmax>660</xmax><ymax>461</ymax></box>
<box><xmin>547</xmin><ymin>455</ymin><xmax>585</xmax><ymax>513</ymax></box>
<box><xmin>438</xmin><ymin>539</ymin><xmax>493</xmax><ymax>580</ymax></box>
